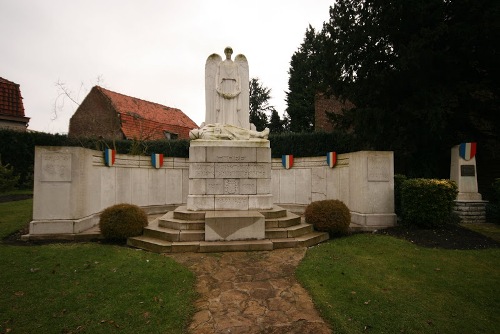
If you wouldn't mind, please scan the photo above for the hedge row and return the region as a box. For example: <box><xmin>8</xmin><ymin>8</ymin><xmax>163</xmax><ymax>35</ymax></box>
<box><xmin>0</xmin><ymin>129</ymin><xmax>358</xmax><ymax>188</ymax></box>
<box><xmin>396</xmin><ymin>177</ymin><xmax>459</xmax><ymax>228</ymax></box>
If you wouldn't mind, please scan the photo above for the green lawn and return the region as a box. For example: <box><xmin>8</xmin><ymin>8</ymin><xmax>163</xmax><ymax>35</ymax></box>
<box><xmin>0</xmin><ymin>200</ymin><xmax>197</xmax><ymax>334</ymax></box>
<box><xmin>297</xmin><ymin>235</ymin><xmax>499</xmax><ymax>334</ymax></box>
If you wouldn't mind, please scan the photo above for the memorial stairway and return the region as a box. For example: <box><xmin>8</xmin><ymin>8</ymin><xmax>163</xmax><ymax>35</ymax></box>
<box><xmin>127</xmin><ymin>206</ymin><xmax>329</xmax><ymax>253</ymax></box>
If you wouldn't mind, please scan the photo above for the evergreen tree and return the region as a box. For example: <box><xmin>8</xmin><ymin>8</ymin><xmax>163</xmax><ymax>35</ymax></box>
<box><xmin>285</xmin><ymin>26</ymin><xmax>323</xmax><ymax>132</ymax></box>
<box><xmin>268</xmin><ymin>110</ymin><xmax>285</xmax><ymax>134</ymax></box>
<box><xmin>249</xmin><ymin>77</ymin><xmax>276</xmax><ymax>131</ymax></box>
<box><xmin>308</xmin><ymin>0</ymin><xmax>499</xmax><ymax>177</ymax></box>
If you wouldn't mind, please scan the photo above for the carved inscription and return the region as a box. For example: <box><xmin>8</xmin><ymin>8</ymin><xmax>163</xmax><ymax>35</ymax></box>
<box><xmin>207</xmin><ymin>179</ymin><xmax>224</xmax><ymax>194</ymax></box>
<box><xmin>41</xmin><ymin>153</ymin><xmax>72</xmax><ymax>182</ymax></box>
<box><xmin>367</xmin><ymin>156</ymin><xmax>390</xmax><ymax>182</ymax></box>
<box><xmin>248</xmin><ymin>163</ymin><xmax>270</xmax><ymax>178</ymax></box>
<box><xmin>224</xmin><ymin>179</ymin><xmax>239</xmax><ymax>194</ymax></box>
<box><xmin>215</xmin><ymin>163</ymin><xmax>249</xmax><ymax>178</ymax></box>
<box><xmin>240</xmin><ymin>179</ymin><xmax>257</xmax><ymax>194</ymax></box>
<box><xmin>207</xmin><ymin>147</ymin><xmax>256</xmax><ymax>163</ymax></box>
<box><xmin>215</xmin><ymin>196</ymin><xmax>249</xmax><ymax>210</ymax></box>
<box><xmin>190</xmin><ymin>163</ymin><xmax>214</xmax><ymax>178</ymax></box>
<box><xmin>461</xmin><ymin>165</ymin><xmax>475</xmax><ymax>177</ymax></box>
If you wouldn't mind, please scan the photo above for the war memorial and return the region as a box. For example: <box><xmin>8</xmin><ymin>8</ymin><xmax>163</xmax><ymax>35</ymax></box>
<box><xmin>24</xmin><ymin>48</ymin><xmax>397</xmax><ymax>252</ymax></box>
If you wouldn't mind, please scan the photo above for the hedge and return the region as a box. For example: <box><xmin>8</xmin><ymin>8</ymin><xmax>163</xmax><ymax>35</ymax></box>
<box><xmin>400</xmin><ymin>178</ymin><xmax>458</xmax><ymax>228</ymax></box>
<box><xmin>0</xmin><ymin>129</ymin><xmax>359</xmax><ymax>188</ymax></box>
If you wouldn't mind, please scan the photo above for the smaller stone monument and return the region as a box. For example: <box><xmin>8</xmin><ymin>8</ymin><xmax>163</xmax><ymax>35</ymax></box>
<box><xmin>450</xmin><ymin>142</ymin><xmax>487</xmax><ymax>223</ymax></box>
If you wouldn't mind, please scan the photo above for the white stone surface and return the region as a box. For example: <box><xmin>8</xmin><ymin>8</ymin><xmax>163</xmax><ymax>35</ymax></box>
<box><xmin>450</xmin><ymin>145</ymin><xmax>482</xmax><ymax>200</ymax></box>
<box><xmin>207</xmin><ymin>146</ymin><xmax>256</xmax><ymax>162</ymax></box>
<box><xmin>206</xmin><ymin>179</ymin><xmax>224</xmax><ymax>194</ymax></box>
<box><xmin>248</xmin><ymin>194</ymin><xmax>273</xmax><ymax>210</ymax></box>
<box><xmin>189</xmin><ymin>146</ymin><xmax>206</xmax><ymax>162</ymax></box>
<box><xmin>215</xmin><ymin>163</ymin><xmax>249</xmax><ymax>178</ymax></box>
<box><xmin>204</xmin><ymin>211</ymin><xmax>265</xmax><ymax>241</ymax></box>
<box><xmin>214</xmin><ymin>195</ymin><xmax>249</xmax><ymax>210</ymax></box>
<box><xmin>189</xmin><ymin>179</ymin><xmax>207</xmax><ymax>195</ymax></box>
<box><xmin>205</xmin><ymin>48</ymin><xmax>250</xmax><ymax>129</ymax></box>
<box><xmin>187</xmin><ymin>195</ymin><xmax>215</xmax><ymax>211</ymax></box>
<box><xmin>190</xmin><ymin>163</ymin><xmax>215</xmax><ymax>178</ymax></box>
<box><xmin>167</xmin><ymin>169</ymin><xmax>185</xmax><ymax>204</ymax></box>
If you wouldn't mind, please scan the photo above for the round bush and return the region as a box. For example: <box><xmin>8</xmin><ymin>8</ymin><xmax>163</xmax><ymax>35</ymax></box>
<box><xmin>99</xmin><ymin>203</ymin><xmax>148</xmax><ymax>241</ymax></box>
<box><xmin>304</xmin><ymin>199</ymin><xmax>351</xmax><ymax>237</ymax></box>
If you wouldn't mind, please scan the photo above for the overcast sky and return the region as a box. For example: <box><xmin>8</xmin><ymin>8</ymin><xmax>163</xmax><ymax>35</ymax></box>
<box><xmin>1</xmin><ymin>0</ymin><xmax>333</xmax><ymax>133</ymax></box>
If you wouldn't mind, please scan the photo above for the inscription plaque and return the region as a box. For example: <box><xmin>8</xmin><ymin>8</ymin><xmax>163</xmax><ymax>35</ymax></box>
<box><xmin>41</xmin><ymin>153</ymin><xmax>72</xmax><ymax>182</ymax></box>
<box><xmin>215</xmin><ymin>163</ymin><xmax>249</xmax><ymax>178</ymax></box>
<box><xmin>224</xmin><ymin>179</ymin><xmax>239</xmax><ymax>194</ymax></box>
<box><xmin>367</xmin><ymin>156</ymin><xmax>390</xmax><ymax>182</ymax></box>
<box><xmin>240</xmin><ymin>179</ymin><xmax>257</xmax><ymax>195</ymax></box>
<box><xmin>206</xmin><ymin>179</ymin><xmax>224</xmax><ymax>194</ymax></box>
<box><xmin>248</xmin><ymin>163</ymin><xmax>270</xmax><ymax>178</ymax></box>
<box><xmin>190</xmin><ymin>163</ymin><xmax>215</xmax><ymax>178</ymax></box>
<box><xmin>461</xmin><ymin>165</ymin><xmax>475</xmax><ymax>177</ymax></box>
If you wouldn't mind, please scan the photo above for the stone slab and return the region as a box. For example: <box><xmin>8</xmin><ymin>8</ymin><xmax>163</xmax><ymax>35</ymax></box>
<box><xmin>190</xmin><ymin>140</ymin><xmax>270</xmax><ymax>148</ymax></box>
<box><xmin>206</xmin><ymin>146</ymin><xmax>256</xmax><ymax>163</ymax></box>
<box><xmin>205</xmin><ymin>211</ymin><xmax>265</xmax><ymax>241</ymax></box>
<box><xmin>214</xmin><ymin>195</ymin><xmax>249</xmax><ymax>210</ymax></box>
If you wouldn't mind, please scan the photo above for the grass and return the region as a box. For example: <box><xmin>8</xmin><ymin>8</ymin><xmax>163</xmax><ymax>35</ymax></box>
<box><xmin>297</xmin><ymin>234</ymin><xmax>500</xmax><ymax>334</ymax></box>
<box><xmin>0</xmin><ymin>200</ymin><xmax>197</xmax><ymax>334</ymax></box>
<box><xmin>461</xmin><ymin>223</ymin><xmax>500</xmax><ymax>243</ymax></box>
<box><xmin>0</xmin><ymin>198</ymin><xmax>32</xmax><ymax>239</ymax></box>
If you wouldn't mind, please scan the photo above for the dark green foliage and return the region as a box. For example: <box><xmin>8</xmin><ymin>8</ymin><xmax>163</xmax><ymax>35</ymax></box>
<box><xmin>269</xmin><ymin>131</ymin><xmax>358</xmax><ymax>158</ymax></box>
<box><xmin>285</xmin><ymin>25</ymin><xmax>324</xmax><ymax>132</ymax></box>
<box><xmin>305</xmin><ymin>199</ymin><xmax>351</xmax><ymax>237</ymax></box>
<box><xmin>249</xmin><ymin>78</ymin><xmax>275</xmax><ymax>131</ymax></box>
<box><xmin>486</xmin><ymin>178</ymin><xmax>500</xmax><ymax>224</ymax></box>
<box><xmin>0</xmin><ymin>130</ymin><xmax>190</xmax><ymax>189</ymax></box>
<box><xmin>99</xmin><ymin>203</ymin><xmax>148</xmax><ymax>241</ymax></box>
<box><xmin>401</xmin><ymin>179</ymin><xmax>458</xmax><ymax>228</ymax></box>
<box><xmin>0</xmin><ymin>159</ymin><xmax>20</xmax><ymax>193</ymax></box>
<box><xmin>394</xmin><ymin>174</ymin><xmax>408</xmax><ymax>217</ymax></box>
<box><xmin>268</xmin><ymin>110</ymin><xmax>286</xmax><ymax>134</ymax></box>
<box><xmin>288</xmin><ymin>0</ymin><xmax>500</xmax><ymax>180</ymax></box>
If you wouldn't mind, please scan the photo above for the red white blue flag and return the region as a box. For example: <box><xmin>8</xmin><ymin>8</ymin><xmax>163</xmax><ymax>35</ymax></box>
<box><xmin>282</xmin><ymin>155</ymin><xmax>293</xmax><ymax>169</ymax></box>
<box><xmin>459</xmin><ymin>142</ymin><xmax>477</xmax><ymax>161</ymax></box>
<box><xmin>104</xmin><ymin>149</ymin><xmax>116</xmax><ymax>167</ymax></box>
<box><xmin>151</xmin><ymin>153</ymin><xmax>164</xmax><ymax>169</ymax></box>
<box><xmin>326</xmin><ymin>152</ymin><xmax>337</xmax><ymax>168</ymax></box>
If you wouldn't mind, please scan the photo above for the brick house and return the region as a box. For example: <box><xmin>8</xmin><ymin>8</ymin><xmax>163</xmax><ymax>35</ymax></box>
<box><xmin>315</xmin><ymin>92</ymin><xmax>354</xmax><ymax>132</ymax></box>
<box><xmin>0</xmin><ymin>77</ymin><xmax>30</xmax><ymax>131</ymax></box>
<box><xmin>69</xmin><ymin>86</ymin><xmax>198</xmax><ymax>140</ymax></box>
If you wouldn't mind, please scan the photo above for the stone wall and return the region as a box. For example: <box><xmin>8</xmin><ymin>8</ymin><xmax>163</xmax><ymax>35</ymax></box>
<box><xmin>30</xmin><ymin>146</ymin><xmax>396</xmax><ymax>235</ymax></box>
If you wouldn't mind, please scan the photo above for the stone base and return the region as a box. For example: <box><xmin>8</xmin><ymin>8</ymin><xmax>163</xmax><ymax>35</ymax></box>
<box><xmin>457</xmin><ymin>192</ymin><xmax>482</xmax><ymax>201</ymax></box>
<box><xmin>350</xmin><ymin>212</ymin><xmax>397</xmax><ymax>231</ymax></box>
<box><xmin>205</xmin><ymin>211</ymin><xmax>265</xmax><ymax>241</ymax></box>
<box><xmin>454</xmin><ymin>200</ymin><xmax>488</xmax><ymax>223</ymax></box>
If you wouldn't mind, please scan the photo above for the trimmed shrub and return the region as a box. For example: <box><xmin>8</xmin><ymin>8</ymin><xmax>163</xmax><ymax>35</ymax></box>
<box><xmin>305</xmin><ymin>199</ymin><xmax>351</xmax><ymax>237</ymax></box>
<box><xmin>486</xmin><ymin>178</ymin><xmax>500</xmax><ymax>224</ymax></box>
<box><xmin>401</xmin><ymin>178</ymin><xmax>458</xmax><ymax>228</ymax></box>
<box><xmin>0</xmin><ymin>159</ymin><xmax>20</xmax><ymax>193</ymax></box>
<box><xmin>394</xmin><ymin>174</ymin><xmax>407</xmax><ymax>217</ymax></box>
<box><xmin>99</xmin><ymin>203</ymin><xmax>148</xmax><ymax>241</ymax></box>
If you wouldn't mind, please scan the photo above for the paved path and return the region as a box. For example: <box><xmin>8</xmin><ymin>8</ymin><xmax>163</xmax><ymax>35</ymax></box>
<box><xmin>166</xmin><ymin>248</ymin><xmax>332</xmax><ymax>334</ymax></box>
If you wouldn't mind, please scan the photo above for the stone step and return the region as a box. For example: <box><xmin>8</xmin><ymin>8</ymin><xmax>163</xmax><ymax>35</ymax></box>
<box><xmin>127</xmin><ymin>236</ymin><xmax>172</xmax><ymax>253</ymax></box>
<box><xmin>159</xmin><ymin>212</ymin><xmax>205</xmax><ymax>230</ymax></box>
<box><xmin>172</xmin><ymin>206</ymin><xmax>206</xmax><ymax>220</ymax></box>
<box><xmin>295</xmin><ymin>232</ymin><xmax>330</xmax><ymax>248</ymax></box>
<box><xmin>259</xmin><ymin>206</ymin><xmax>288</xmax><ymax>219</ymax></box>
<box><xmin>199</xmin><ymin>240</ymin><xmax>273</xmax><ymax>252</ymax></box>
<box><xmin>265</xmin><ymin>223</ymin><xmax>314</xmax><ymax>239</ymax></box>
<box><xmin>144</xmin><ymin>221</ymin><xmax>205</xmax><ymax>242</ymax></box>
<box><xmin>265</xmin><ymin>212</ymin><xmax>301</xmax><ymax>228</ymax></box>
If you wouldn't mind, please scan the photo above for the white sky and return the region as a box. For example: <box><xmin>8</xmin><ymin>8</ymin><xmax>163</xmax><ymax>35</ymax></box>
<box><xmin>1</xmin><ymin>0</ymin><xmax>333</xmax><ymax>134</ymax></box>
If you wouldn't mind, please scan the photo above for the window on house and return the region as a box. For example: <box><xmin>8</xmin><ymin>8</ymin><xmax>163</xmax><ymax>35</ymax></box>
<box><xmin>164</xmin><ymin>131</ymin><xmax>178</xmax><ymax>140</ymax></box>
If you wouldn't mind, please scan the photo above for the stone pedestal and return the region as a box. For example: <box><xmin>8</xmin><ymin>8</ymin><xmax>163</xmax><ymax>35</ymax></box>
<box><xmin>187</xmin><ymin>140</ymin><xmax>272</xmax><ymax>211</ymax></box>
<box><xmin>450</xmin><ymin>145</ymin><xmax>482</xmax><ymax>201</ymax></box>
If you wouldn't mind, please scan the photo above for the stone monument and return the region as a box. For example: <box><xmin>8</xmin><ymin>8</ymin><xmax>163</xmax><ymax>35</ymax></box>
<box><xmin>188</xmin><ymin>47</ymin><xmax>272</xmax><ymax>241</ymax></box>
<box><xmin>450</xmin><ymin>142</ymin><xmax>487</xmax><ymax>223</ymax></box>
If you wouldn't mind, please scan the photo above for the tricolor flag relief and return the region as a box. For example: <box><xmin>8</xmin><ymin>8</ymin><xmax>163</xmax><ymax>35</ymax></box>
<box><xmin>327</xmin><ymin>152</ymin><xmax>337</xmax><ymax>168</ymax></box>
<box><xmin>151</xmin><ymin>153</ymin><xmax>164</xmax><ymax>169</ymax></box>
<box><xmin>104</xmin><ymin>149</ymin><xmax>116</xmax><ymax>167</ymax></box>
<box><xmin>459</xmin><ymin>142</ymin><xmax>477</xmax><ymax>161</ymax></box>
<box><xmin>282</xmin><ymin>155</ymin><xmax>294</xmax><ymax>169</ymax></box>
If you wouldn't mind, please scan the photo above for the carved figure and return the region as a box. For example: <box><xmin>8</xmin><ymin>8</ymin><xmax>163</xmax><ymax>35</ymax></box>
<box><xmin>205</xmin><ymin>47</ymin><xmax>250</xmax><ymax>129</ymax></box>
<box><xmin>189</xmin><ymin>123</ymin><xmax>269</xmax><ymax>141</ymax></box>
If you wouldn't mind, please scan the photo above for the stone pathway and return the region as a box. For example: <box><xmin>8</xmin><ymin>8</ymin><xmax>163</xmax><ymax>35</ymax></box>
<box><xmin>166</xmin><ymin>248</ymin><xmax>332</xmax><ymax>334</ymax></box>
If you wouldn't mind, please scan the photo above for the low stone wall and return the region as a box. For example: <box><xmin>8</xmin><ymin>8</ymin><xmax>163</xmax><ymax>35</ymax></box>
<box><xmin>30</xmin><ymin>146</ymin><xmax>396</xmax><ymax>235</ymax></box>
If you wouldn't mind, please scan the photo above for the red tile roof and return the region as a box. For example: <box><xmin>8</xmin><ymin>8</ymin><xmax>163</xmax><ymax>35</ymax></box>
<box><xmin>96</xmin><ymin>86</ymin><xmax>198</xmax><ymax>140</ymax></box>
<box><xmin>0</xmin><ymin>77</ymin><xmax>26</xmax><ymax>117</ymax></box>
